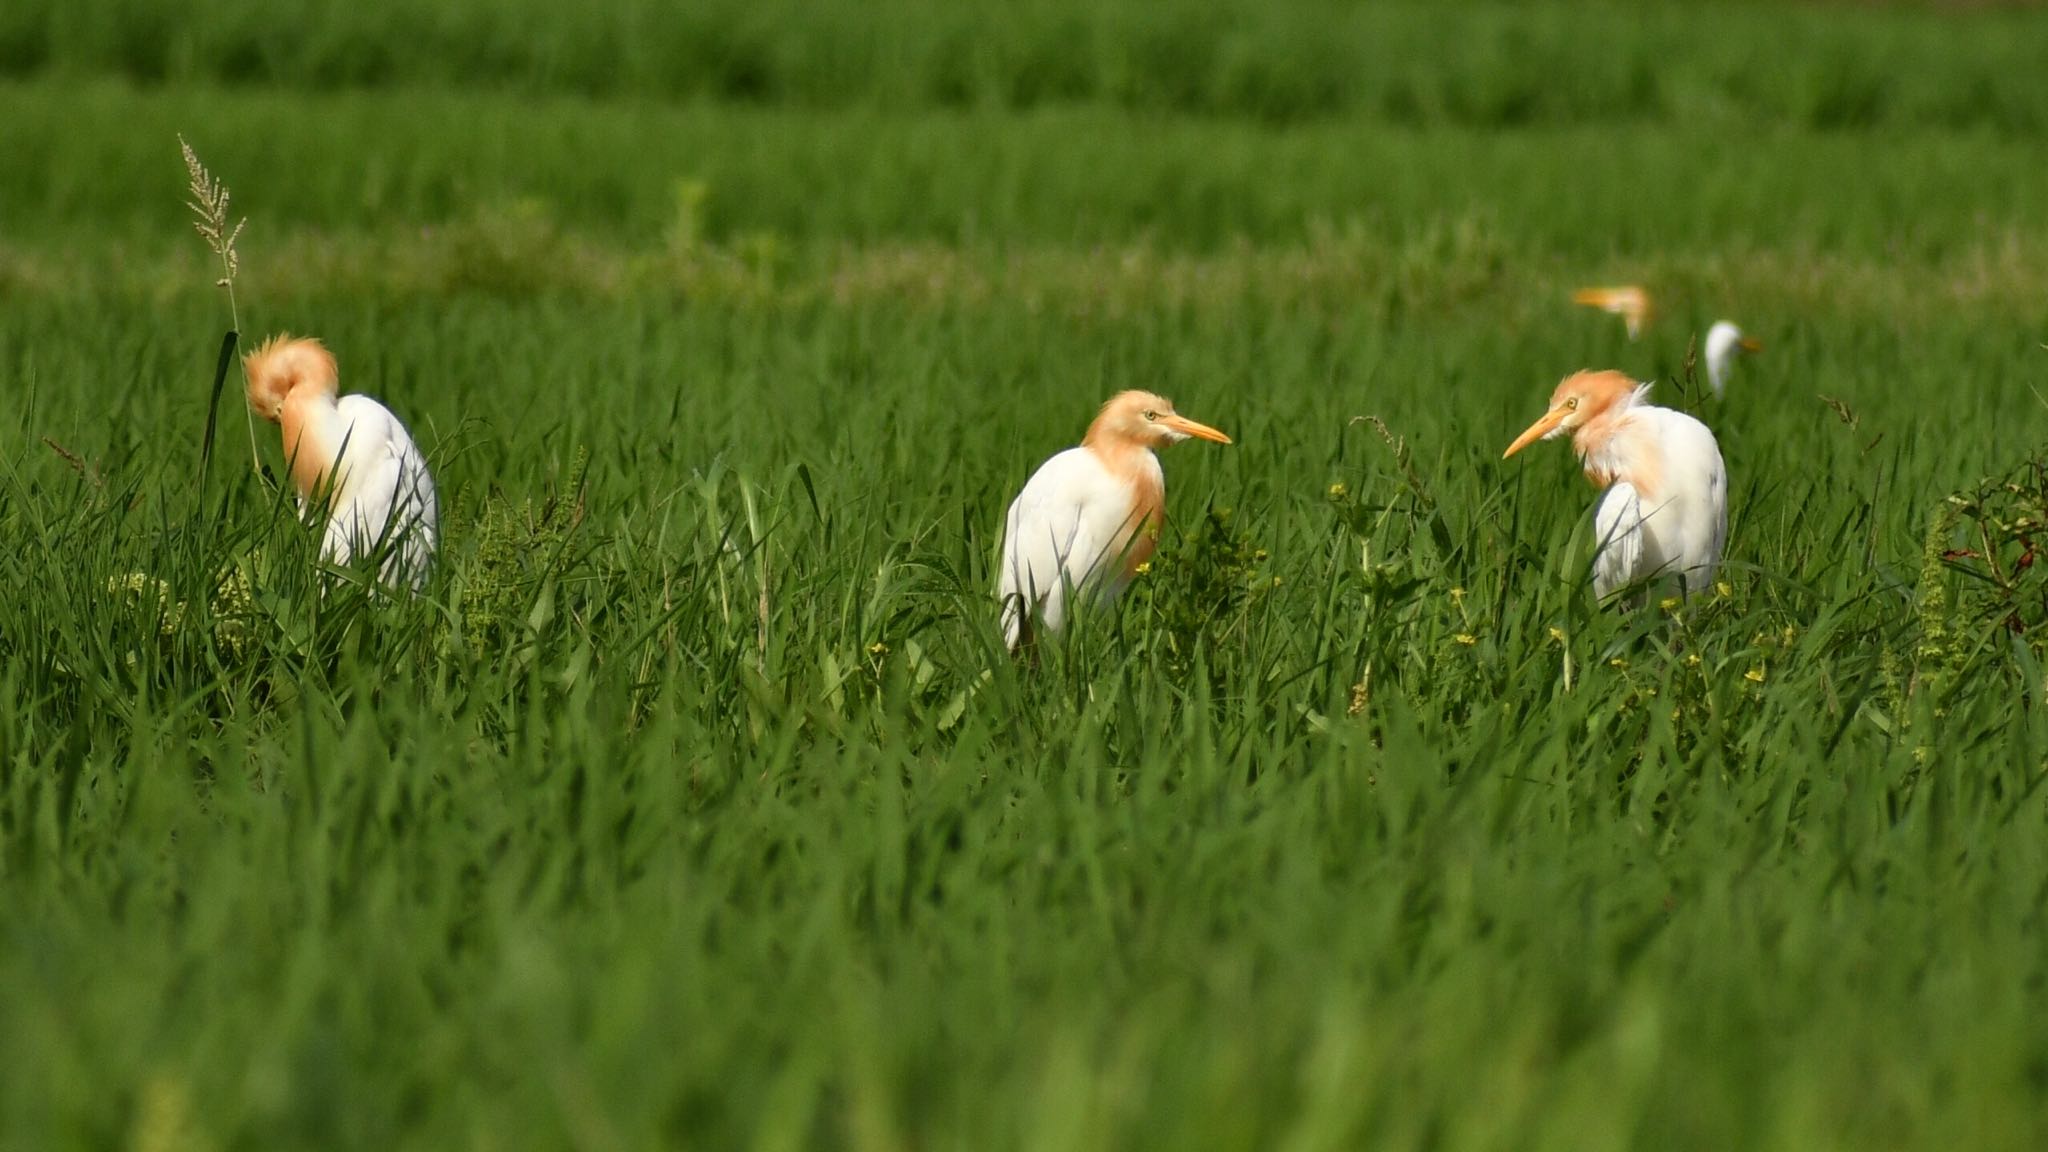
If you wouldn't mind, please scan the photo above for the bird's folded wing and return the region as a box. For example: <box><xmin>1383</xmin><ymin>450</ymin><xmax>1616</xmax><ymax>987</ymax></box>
<box><xmin>325</xmin><ymin>398</ymin><xmax>438</xmax><ymax>581</ymax></box>
<box><xmin>1591</xmin><ymin>482</ymin><xmax>1646</xmax><ymax>600</ymax></box>
<box><xmin>1002</xmin><ymin>493</ymin><xmax>1096</xmax><ymax>627</ymax></box>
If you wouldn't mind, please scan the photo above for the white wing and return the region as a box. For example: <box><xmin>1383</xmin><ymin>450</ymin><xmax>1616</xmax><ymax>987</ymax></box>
<box><xmin>998</xmin><ymin>447</ymin><xmax>1143</xmax><ymax>649</ymax></box>
<box><xmin>325</xmin><ymin>395</ymin><xmax>439</xmax><ymax>590</ymax></box>
<box><xmin>1591</xmin><ymin>481</ymin><xmax>1646</xmax><ymax>601</ymax></box>
<box><xmin>1639</xmin><ymin>407</ymin><xmax>1727</xmax><ymax>595</ymax></box>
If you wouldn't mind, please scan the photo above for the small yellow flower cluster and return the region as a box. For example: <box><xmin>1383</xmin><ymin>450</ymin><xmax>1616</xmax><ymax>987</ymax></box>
<box><xmin>108</xmin><ymin>573</ymin><xmax>186</xmax><ymax>635</ymax></box>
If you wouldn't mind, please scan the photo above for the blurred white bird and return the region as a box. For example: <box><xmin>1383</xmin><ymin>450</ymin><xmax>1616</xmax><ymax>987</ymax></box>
<box><xmin>999</xmin><ymin>390</ymin><xmax>1231</xmax><ymax>649</ymax></box>
<box><xmin>1703</xmin><ymin>321</ymin><xmax>1762</xmax><ymax>397</ymax></box>
<box><xmin>1573</xmin><ymin>285</ymin><xmax>1653</xmax><ymax>340</ymax></box>
<box><xmin>1504</xmin><ymin>369</ymin><xmax>1725</xmax><ymax>600</ymax></box>
<box><xmin>244</xmin><ymin>334</ymin><xmax>438</xmax><ymax>590</ymax></box>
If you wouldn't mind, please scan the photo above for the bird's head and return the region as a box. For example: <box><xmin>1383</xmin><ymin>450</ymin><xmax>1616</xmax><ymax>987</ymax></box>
<box><xmin>243</xmin><ymin>334</ymin><xmax>339</xmax><ymax>423</ymax></box>
<box><xmin>1705</xmin><ymin>321</ymin><xmax>1762</xmax><ymax>363</ymax></box>
<box><xmin>1572</xmin><ymin>285</ymin><xmax>1653</xmax><ymax>339</ymax></box>
<box><xmin>1085</xmin><ymin>390</ymin><xmax>1232</xmax><ymax>452</ymax></box>
<box><xmin>1503</xmin><ymin>370</ymin><xmax>1644</xmax><ymax>459</ymax></box>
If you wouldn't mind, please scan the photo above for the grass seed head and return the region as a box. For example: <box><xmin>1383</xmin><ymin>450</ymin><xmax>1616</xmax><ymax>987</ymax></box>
<box><xmin>179</xmin><ymin>135</ymin><xmax>244</xmax><ymax>283</ymax></box>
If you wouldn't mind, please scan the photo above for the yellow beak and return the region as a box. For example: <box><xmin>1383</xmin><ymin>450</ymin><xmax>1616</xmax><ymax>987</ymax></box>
<box><xmin>1738</xmin><ymin>336</ymin><xmax>1763</xmax><ymax>353</ymax></box>
<box><xmin>1503</xmin><ymin>407</ymin><xmax>1569</xmax><ymax>459</ymax></box>
<box><xmin>1161</xmin><ymin>413</ymin><xmax>1233</xmax><ymax>444</ymax></box>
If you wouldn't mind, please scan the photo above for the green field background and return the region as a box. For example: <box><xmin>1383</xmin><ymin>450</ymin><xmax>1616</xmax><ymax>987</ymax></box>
<box><xmin>2</xmin><ymin>2</ymin><xmax>2047</xmax><ymax>1149</ymax></box>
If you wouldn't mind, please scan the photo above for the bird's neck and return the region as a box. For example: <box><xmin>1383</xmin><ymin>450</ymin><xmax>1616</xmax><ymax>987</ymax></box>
<box><xmin>1083</xmin><ymin>433</ymin><xmax>1157</xmax><ymax>474</ymax></box>
<box><xmin>1086</xmin><ymin>438</ymin><xmax>1167</xmax><ymax>575</ymax></box>
<box><xmin>279</xmin><ymin>387</ymin><xmax>343</xmax><ymax>500</ymax></box>
<box><xmin>1574</xmin><ymin>407</ymin><xmax>1660</xmax><ymax>499</ymax></box>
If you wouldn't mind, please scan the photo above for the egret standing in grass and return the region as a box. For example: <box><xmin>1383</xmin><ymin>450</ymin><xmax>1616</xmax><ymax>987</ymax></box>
<box><xmin>244</xmin><ymin>334</ymin><xmax>439</xmax><ymax>589</ymax></box>
<box><xmin>999</xmin><ymin>390</ymin><xmax>1231</xmax><ymax>649</ymax></box>
<box><xmin>1504</xmin><ymin>369</ymin><xmax>1726</xmax><ymax>600</ymax></box>
<box><xmin>1573</xmin><ymin>285</ymin><xmax>1653</xmax><ymax>340</ymax></box>
<box><xmin>1704</xmin><ymin>321</ymin><xmax>1762</xmax><ymax>397</ymax></box>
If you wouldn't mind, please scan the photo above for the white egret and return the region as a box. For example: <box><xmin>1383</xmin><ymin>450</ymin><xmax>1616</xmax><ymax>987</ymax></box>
<box><xmin>1504</xmin><ymin>369</ymin><xmax>1726</xmax><ymax>600</ymax></box>
<box><xmin>1703</xmin><ymin>321</ymin><xmax>1762</xmax><ymax>397</ymax></box>
<box><xmin>244</xmin><ymin>334</ymin><xmax>439</xmax><ymax>590</ymax></box>
<box><xmin>998</xmin><ymin>390</ymin><xmax>1231</xmax><ymax>648</ymax></box>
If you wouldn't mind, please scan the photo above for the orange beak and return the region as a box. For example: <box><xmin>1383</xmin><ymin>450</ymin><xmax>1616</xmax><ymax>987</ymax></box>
<box><xmin>1503</xmin><ymin>406</ymin><xmax>1570</xmax><ymax>459</ymax></box>
<box><xmin>1161</xmin><ymin>413</ymin><xmax>1232</xmax><ymax>444</ymax></box>
<box><xmin>1738</xmin><ymin>337</ymin><xmax>1763</xmax><ymax>353</ymax></box>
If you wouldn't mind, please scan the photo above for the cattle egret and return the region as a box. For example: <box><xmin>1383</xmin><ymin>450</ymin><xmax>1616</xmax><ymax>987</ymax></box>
<box><xmin>998</xmin><ymin>390</ymin><xmax>1231</xmax><ymax>649</ymax></box>
<box><xmin>1703</xmin><ymin>321</ymin><xmax>1762</xmax><ymax>397</ymax></box>
<box><xmin>1504</xmin><ymin>370</ymin><xmax>1726</xmax><ymax>600</ymax></box>
<box><xmin>1573</xmin><ymin>285</ymin><xmax>1653</xmax><ymax>340</ymax></box>
<box><xmin>244</xmin><ymin>334</ymin><xmax>439</xmax><ymax>589</ymax></box>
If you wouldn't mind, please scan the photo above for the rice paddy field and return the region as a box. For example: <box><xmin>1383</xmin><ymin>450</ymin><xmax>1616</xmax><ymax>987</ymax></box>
<box><xmin>3</xmin><ymin>1</ymin><xmax>2048</xmax><ymax>1148</ymax></box>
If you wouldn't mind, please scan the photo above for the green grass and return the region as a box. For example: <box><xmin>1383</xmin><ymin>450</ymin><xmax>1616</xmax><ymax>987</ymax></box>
<box><xmin>4</xmin><ymin>3</ymin><xmax>2048</xmax><ymax>1148</ymax></box>
<box><xmin>6</xmin><ymin>0</ymin><xmax>2048</xmax><ymax>132</ymax></box>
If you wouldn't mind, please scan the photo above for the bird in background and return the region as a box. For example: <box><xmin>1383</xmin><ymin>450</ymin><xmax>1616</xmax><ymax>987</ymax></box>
<box><xmin>1703</xmin><ymin>321</ymin><xmax>1762</xmax><ymax>397</ymax></box>
<box><xmin>244</xmin><ymin>334</ymin><xmax>439</xmax><ymax>590</ymax></box>
<box><xmin>999</xmin><ymin>390</ymin><xmax>1231</xmax><ymax>649</ymax></box>
<box><xmin>1573</xmin><ymin>285</ymin><xmax>1653</xmax><ymax>340</ymax></box>
<box><xmin>1503</xmin><ymin>369</ymin><xmax>1726</xmax><ymax>601</ymax></box>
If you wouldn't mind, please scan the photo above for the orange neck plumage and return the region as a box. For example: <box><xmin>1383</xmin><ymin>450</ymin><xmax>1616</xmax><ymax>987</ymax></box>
<box><xmin>1574</xmin><ymin>412</ymin><xmax>1661</xmax><ymax>501</ymax></box>
<box><xmin>279</xmin><ymin>389</ymin><xmax>339</xmax><ymax>500</ymax></box>
<box><xmin>1082</xmin><ymin>433</ymin><xmax>1166</xmax><ymax>577</ymax></box>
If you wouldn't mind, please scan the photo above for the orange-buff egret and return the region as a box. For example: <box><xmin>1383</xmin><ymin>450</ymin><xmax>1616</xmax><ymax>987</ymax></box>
<box><xmin>1504</xmin><ymin>369</ymin><xmax>1726</xmax><ymax>600</ymax></box>
<box><xmin>244</xmin><ymin>334</ymin><xmax>439</xmax><ymax>589</ymax></box>
<box><xmin>1704</xmin><ymin>321</ymin><xmax>1762</xmax><ymax>397</ymax></box>
<box><xmin>998</xmin><ymin>390</ymin><xmax>1231</xmax><ymax>649</ymax></box>
<box><xmin>1573</xmin><ymin>285</ymin><xmax>1653</xmax><ymax>340</ymax></box>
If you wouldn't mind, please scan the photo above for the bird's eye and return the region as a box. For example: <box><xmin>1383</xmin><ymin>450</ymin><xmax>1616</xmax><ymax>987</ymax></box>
<box><xmin>1565</xmin><ymin>397</ymin><xmax>1579</xmax><ymax>410</ymax></box>
<box><xmin>1143</xmin><ymin>410</ymin><xmax>1158</xmax><ymax>421</ymax></box>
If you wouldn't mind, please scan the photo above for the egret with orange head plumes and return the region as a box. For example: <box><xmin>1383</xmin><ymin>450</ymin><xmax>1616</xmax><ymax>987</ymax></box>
<box><xmin>1573</xmin><ymin>285</ymin><xmax>1653</xmax><ymax>340</ymax></box>
<box><xmin>999</xmin><ymin>390</ymin><xmax>1231</xmax><ymax>649</ymax></box>
<box><xmin>1504</xmin><ymin>370</ymin><xmax>1725</xmax><ymax>600</ymax></box>
<box><xmin>244</xmin><ymin>334</ymin><xmax>439</xmax><ymax>589</ymax></box>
